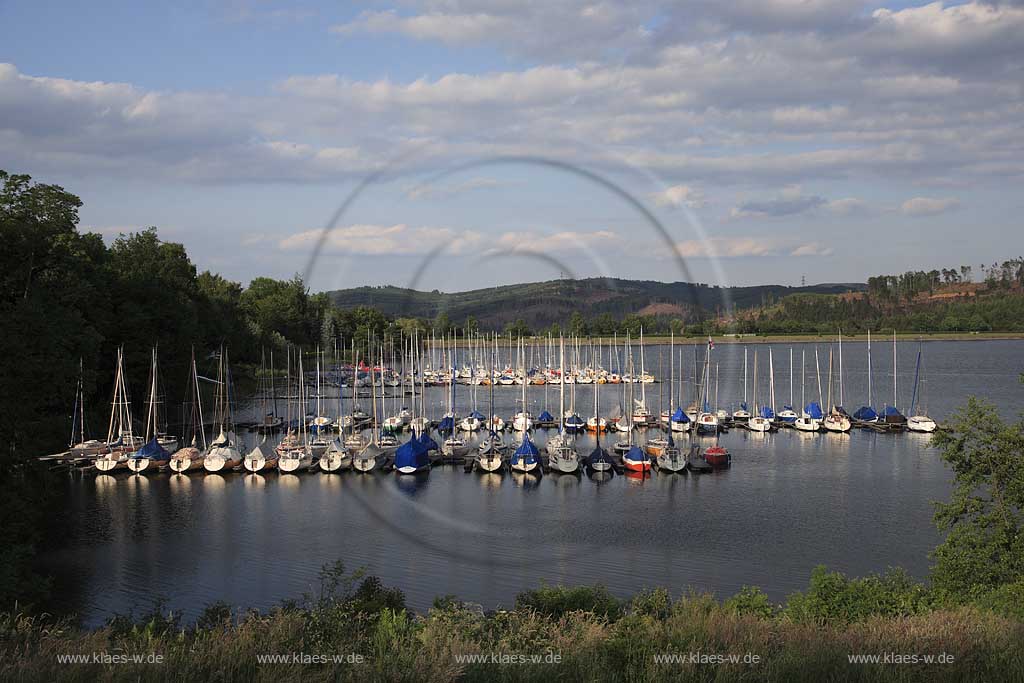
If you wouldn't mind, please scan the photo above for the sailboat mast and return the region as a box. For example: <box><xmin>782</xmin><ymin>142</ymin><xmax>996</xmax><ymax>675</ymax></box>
<box><xmin>789</xmin><ymin>347</ymin><xmax>794</xmax><ymax>408</ymax></box>
<box><xmin>892</xmin><ymin>329</ymin><xmax>898</xmax><ymax>410</ymax></box>
<box><xmin>559</xmin><ymin>336</ymin><xmax>565</xmax><ymax>435</ymax></box>
<box><xmin>815</xmin><ymin>347</ymin><xmax>823</xmax><ymax>407</ymax></box>
<box><xmin>867</xmin><ymin>329</ymin><xmax>872</xmax><ymax>408</ymax></box>
<box><xmin>838</xmin><ymin>330</ymin><xmax>844</xmax><ymax>407</ymax></box>
<box><xmin>743</xmin><ymin>347</ymin><xmax>748</xmax><ymax>404</ymax></box>
<box><xmin>801</xmin><ymin>348</ymin><xmax>806</xmax><ymax>409</ymax></box>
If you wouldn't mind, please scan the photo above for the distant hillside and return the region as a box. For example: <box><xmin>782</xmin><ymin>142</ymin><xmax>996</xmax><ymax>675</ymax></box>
<box><xmin>325</xmin><ymin>278</ymin><xmax>864</xmax><ymax>331</ymax></box>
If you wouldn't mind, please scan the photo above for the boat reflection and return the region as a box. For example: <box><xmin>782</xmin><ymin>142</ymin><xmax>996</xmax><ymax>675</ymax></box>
<box><xmin>395</xmin><ymin>471</ymin><xmax>430</xmax><ymax>495</ymax></box>
<box><xmin>202</xmin><ymin>473</ymin><xmax>226</xmax><ymax>491</ymax></box>
<box><xmin>510</xmin><ymin>471</ymin><xmax>540</xmax><ymax>490</ymax></box>
<box><xmin>277</xmin><ymin>473</ymin><xmax>300</xmax><ymax>491</ymax></box>
<box><xmin>168</xmin><ymin>472</ymin><xmax>192</xmax><ymax>494</ymax></box>
<box><xmin>243</xmin><ymin>473</ymin><xmax>266</xmax><ymax>489</ymax></box>
<box><xmin>478</xmin><ymin>472</ymin><xmax>503</xmax><ymax>490</ymax></box>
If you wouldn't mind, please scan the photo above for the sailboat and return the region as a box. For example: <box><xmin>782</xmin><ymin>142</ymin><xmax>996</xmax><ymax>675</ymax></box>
<box><xmin>585</xmin><ymin>360</ymin><xmax>614</xmax><ymax>475</ymax></box>
<box><xmin>66</xmin><ymin>359</ymin><xmax>109</xmax><ymax>461</ymax></box>
<box><xmin>320</xmin><ymin>340</ymin><xmax>353</xmax><ymax>472</ymax></box>
<box><xmin>776</xmin><ymin>348</ymin><xmax>799</xmax><ymax>424</ymax></box>
<box><xmin>882</xmin><ymin>330</ymin><xmax>907</xmax><ymax>428</ymax></box>
<box><xmin>394</xmin><ymin>349</ymin><xmax>431</xmax><ymax>474</ymax></box>
<box><xmin>696</xmin><ymin>338</ymin><xmax>719</xmax><ymax>434</ymax></box>
<box><xmin>509</xmin><ymin>342</ymin><xmax>540</xmax><ymax>475</ymax></box>
<box><xmin>732</xmin><ymin>347</ymin><xmax>751</xmax><ymax>421</ymax></box>
<box><xmin>476</xmin><ymin>339</ymin><xmax>506</xmax><ymax>473</ymax></box>
<box><xmin>547</xmin><ymin>336</ymin><xmax>580</xmax><ymax>474</ymax></box>
<box><xmin>822</xmin><ymin>338</ymin><xmax>852</xmax><ymax>432</ymax></box>
<box><xmin>623</xmin><ymin>354</ymin><xmax>652</xmax><ymax>473</ymax></box>
<box><xmin>170</xmin><ymin>349</ymin><xmax>208</xmax><ymax>472</ymax></box>
<box><xmin>128</xmin><ymin>347</ymin><xmax>175</xmax><ymax>472</ymax></box>
<box><xmin>793</xmin><ymin>348</ymin><xmax>821</xmax><ymax>432</ymax></box>
<box><xmin>853</xmin><ymin>330</ymin><xmax>879</xmax><ymax>423</ymax></box>
<box><xmin>747</xmin><ymin>351</ymin><xmax>772</xmax><ymax>433</ymax></box>
<box><xmin>204</xmin><ymin>347</ymin><xmax>243</xmax><ymax>472</ymax></box>
<box><xmin>245</xmin><ymin>351</ymin><xmax>281</xmax><ymax>472</ymax></box>
<box><xmin>512</xmin><ymin>339</ymin><xmax>534</xmax><ymax>431</ymax></box>
<box><xmin>278</xmin><ymin>349</ymin><xmax>313</xmax><ymax>472</ymax></box>
<box><xmin>906</xmin><ymin>344</ymin><xmax>937</xmax><ymax>433</ymax></box>
<box><xmin>353</xmin><ymin>348</ymin><xmax>384</xmax><ymax>473</ymax></box>
<box><xmin>631</xmin><ymin>329</ymin><xmax>651</xmax><ymax>426</ymax></box>
<box><xmin>96</xmin><ymin>347</ymin><xmax>141</xmax><ymax>472</ymax></box>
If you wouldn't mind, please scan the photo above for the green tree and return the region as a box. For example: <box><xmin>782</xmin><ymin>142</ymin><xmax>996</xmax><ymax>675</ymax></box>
<box><xmin>930</xmin><ymin>397</ymin><xmax>1024</xmax><ymax>600</ymax></box>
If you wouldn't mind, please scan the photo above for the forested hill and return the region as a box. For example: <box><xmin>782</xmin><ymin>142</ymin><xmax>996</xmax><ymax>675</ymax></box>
<box><xmin>326</xmin><ymin>279</ymin><xmax>864</xmax><ymax>332</ymax></box>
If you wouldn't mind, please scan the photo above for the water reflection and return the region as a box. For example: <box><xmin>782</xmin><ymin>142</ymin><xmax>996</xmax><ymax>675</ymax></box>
<box><xmin>47</xmin><ymin>339</ymin><xmax>1024</xmax><ymax>627</ymax></box>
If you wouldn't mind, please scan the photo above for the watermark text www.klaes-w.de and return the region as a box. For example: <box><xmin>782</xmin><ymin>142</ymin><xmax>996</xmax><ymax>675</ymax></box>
<box><xmin>256</xmin><ymin>652</ymin><xmax>366</xmax><ymax>665</ymax></box>
<box><xmin>56</xmin><ymin>652</ymin><xmax>164</xmax><ymax>665</ymax></box>
<box><xmin>849</xmin><ymin>652</ymin><xmax>956</xmax><ymax>665</ymax></box>
<box><xmin>454</xmin><ymin>652</ymin><xmax>562</xmax><ymax>665</ymax></box>
<box><xmin>653</xmin><ymin>651</ymin><xmax>762</xmax><ymax>665</ymax></box>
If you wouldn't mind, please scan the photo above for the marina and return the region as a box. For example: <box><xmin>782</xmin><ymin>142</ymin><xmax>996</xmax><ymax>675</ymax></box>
<box><xmin>35</xmin><ymin>338</ymin><xmax>1022</xmax><ymax>627</ymax></box>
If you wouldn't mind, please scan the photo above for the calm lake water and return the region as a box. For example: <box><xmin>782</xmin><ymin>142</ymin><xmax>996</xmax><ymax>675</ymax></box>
<box><xmin>43</xmin><ymin>340</ymin><xmax>1023</xmax><ymax>627</ymax></box>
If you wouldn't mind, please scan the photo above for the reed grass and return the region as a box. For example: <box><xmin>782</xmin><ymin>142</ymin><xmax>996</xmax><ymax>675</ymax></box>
<box><xmin>2</xmin><ymin>573</ymin><xmax>1022</xmax><ymax>682</ymax></box>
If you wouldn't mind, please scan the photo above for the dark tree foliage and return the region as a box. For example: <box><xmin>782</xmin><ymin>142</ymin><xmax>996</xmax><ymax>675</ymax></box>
<box><xmin>930</xmin><ymin>398</ymin><xmax>1024</xmax><ymax>600</ymax></box>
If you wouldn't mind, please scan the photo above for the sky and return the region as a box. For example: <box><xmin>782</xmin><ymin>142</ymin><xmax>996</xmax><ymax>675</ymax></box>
<box><xmin>1</xmin><ymin>0</ymin><xmax>1022</xmax><ymax>294</ymax></box>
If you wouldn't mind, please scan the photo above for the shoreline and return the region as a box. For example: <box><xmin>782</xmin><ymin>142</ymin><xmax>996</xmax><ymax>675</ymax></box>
<box><xmin>449</xmin><ymin>332</ymin><xmax>1024</xmax><ymax>346</ymax></box>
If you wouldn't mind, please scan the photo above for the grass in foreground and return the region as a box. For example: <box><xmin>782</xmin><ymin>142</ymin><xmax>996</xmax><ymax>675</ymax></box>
<box><xmin>2</xmin><ymin>564</ymin><xmax>1023</xmax><ymax>682</ymax></box>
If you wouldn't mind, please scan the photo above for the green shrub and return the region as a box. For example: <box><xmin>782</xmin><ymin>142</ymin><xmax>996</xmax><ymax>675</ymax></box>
<box><xmin>724</xmin><ymin>585</ymin><xmax>774</xmax><ymax>618</ymax></box>
<box><xmin>515</xmin><ymin>583</ymin><xmax>623</xmax><ymax>621</ymax></box>
<box><xmin>973</xmin><ymin>580</ymin><xmax>1024</xmax><ymax>621</ymax></box>
<box><xmin>783</xmin><ymin>565</ymin><xmax>932</xmax><ymax>624</ymax></box>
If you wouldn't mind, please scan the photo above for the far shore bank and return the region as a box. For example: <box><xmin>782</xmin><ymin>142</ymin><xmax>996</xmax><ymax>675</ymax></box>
<box><xmin>445</xmin><ymin>332</ymin><xmax>1024</xmax><ymax>346</ymax></box>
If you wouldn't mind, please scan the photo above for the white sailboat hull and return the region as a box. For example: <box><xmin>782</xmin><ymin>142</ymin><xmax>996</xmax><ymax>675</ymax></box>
<box><xmin>907</xmin><ymin>416</ymin><xmax>936</xmax><ymax>433</ymax></box>
<box><xmin>793</xmin><ymin>418</ymin><xmax>820</xmax><ymax>432</ymax></box>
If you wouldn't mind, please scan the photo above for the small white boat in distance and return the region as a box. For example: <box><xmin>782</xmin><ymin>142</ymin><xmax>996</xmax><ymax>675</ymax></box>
<box><xmin>823</xmin><ymin>410</ymin><xmax>851</xmax><ymax>433</ymax></box>
<box><xmin>319</xmin><ymin>438</ymin><xmax>352</xmax><ymax>471</ymax></box>
<box><xmin>793</xmin><ymin>416</ymin><xmax>820</xmax><ymax>432</ymax></box>
<box><xmin>277</xmin><ymin>446</ymin><xmax>312</xmax><ymax>473</ymax></box>
<box><xmin>205</xmin><ymin>436</ymin><xmax>242</xmax><ymax>472</ymax></box>
<box><xmin>748</xmin><ymin>416</ymin><xmax>771</xmax><ymax>432</ymax></box>
<box><xmin>907</xmin><ymin>415</ymin><xmax>937</xmax><ymax>433</ymax></box>
<box><xmin>243</xmin><ymin>440</ymin><xmax>276</xmax><ymax>472</ymax></box>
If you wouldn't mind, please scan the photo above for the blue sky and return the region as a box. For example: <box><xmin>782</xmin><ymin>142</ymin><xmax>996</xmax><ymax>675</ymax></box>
<box><xmin>1</xmin><ymin>1</ymin><xmax>1021</xmax><ymax>292</ymax></box>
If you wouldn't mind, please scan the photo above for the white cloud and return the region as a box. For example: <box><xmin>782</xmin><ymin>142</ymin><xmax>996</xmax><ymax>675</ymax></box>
<box><xmin>675</xmin><ymin>237</ymin><xmax>780</xmax><ymax>258</ymax></box>
<box><xmin>900</xmin><ymin>196</ymin><xmax>961</xmax><ymax>216</ymax></box>
<box><xmin>278</xmin><ymin>224</ymin><xmax>483</xmax><ymax>255</ymax></box>
<box><xmin>491</xmin><ymin>230</ymin><xmax>617</xmax><ymax>253</ymax></box>
<box><xmin>824</xmin><ymin>197</ymin><xmax>870</xmax><ymax>215</ymax></box>
<box><xmin>729</xmin><ymin>185</ymin><xmax>826</xmax><ymax>219</ymax></box>
<box><xmin>405</xmin><ymin>177</ymin><xmax>502</xmax><ymax>200</ymax></box>
<box><xmin>790</xmin><ymin>242</ymin><xmax>834</xmax><ymax>257</ymax></box>
<box><xmin>651</xmin><ymin>184</ymin><xmax>706</xmax><ymax>208</ymax></box>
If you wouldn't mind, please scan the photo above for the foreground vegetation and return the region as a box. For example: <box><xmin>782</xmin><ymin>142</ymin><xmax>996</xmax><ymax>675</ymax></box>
<box><xmin>2</xmin><ymin>563</ymin><xmax>1023</xmax><ymax>682</ymax></box>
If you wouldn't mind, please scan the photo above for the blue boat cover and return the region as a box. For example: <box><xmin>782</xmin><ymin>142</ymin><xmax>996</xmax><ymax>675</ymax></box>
<box><xmin>671</xmin><ymin>407</ymin><xmax>689</xmax><ymax>423</ymax></box>
<box><xmin>624</xmin><ymin>445</ymin><xmax>648</xmax><ymax>463</ymax></box>
<box><xmin>394</xmin><ymin>438</ymin><xmax>430</xmax><ymax>471</ymax></box>
<box><xmin>759</xmin><ymin>406</ymin><xmax>775</xmax><ymax>419</ymax></box>
<box><xmin>853</xmin><ymin>406</ymin><xmax>878</xmax><ymax>421</ymax></box>
<box><xmin>132</xmin><ymin>437</ymin><xmax>169</xmax><ymax>460</ymax></box>
<box><xmin>511</xmin><ymin>435</ymin><xmax>539</xmax><ymax>465</ymax></box>
<box><xmin>537</xmin><ymin>410</ymin><xmax>554</xmax><ymax>422</ymax></box>
<box><xmin>883</xmin><ymin>405</ymin><xmax>904</xmax><ymax>417</ymax></box>
<box><xmin>739</xmin><ymin>402</ymin><xmax>749</xmax><ymax>411</ymax></box>
<box><xmin>417</xmin><ymin>432</ymin><xmax>438</xmax><ymax>452</ymax></box>
<box><xmin>586</xmin><ymin>446</ymin><xmax>611</xmax><ymax>467</ymax></box>
<box><xmin>437</xmin><ymin>415</ymin><xmax>455</xmax><ymax>433</ymax></box>
<box><xmin>804</xmin><ymin>402</ymin><xmax>824</xmax><ymax>419</ymax></box>
<box><xmin>469</xmin><ymin>409</ymin><xmax>486</xmax><ymax>420</ymax></box>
